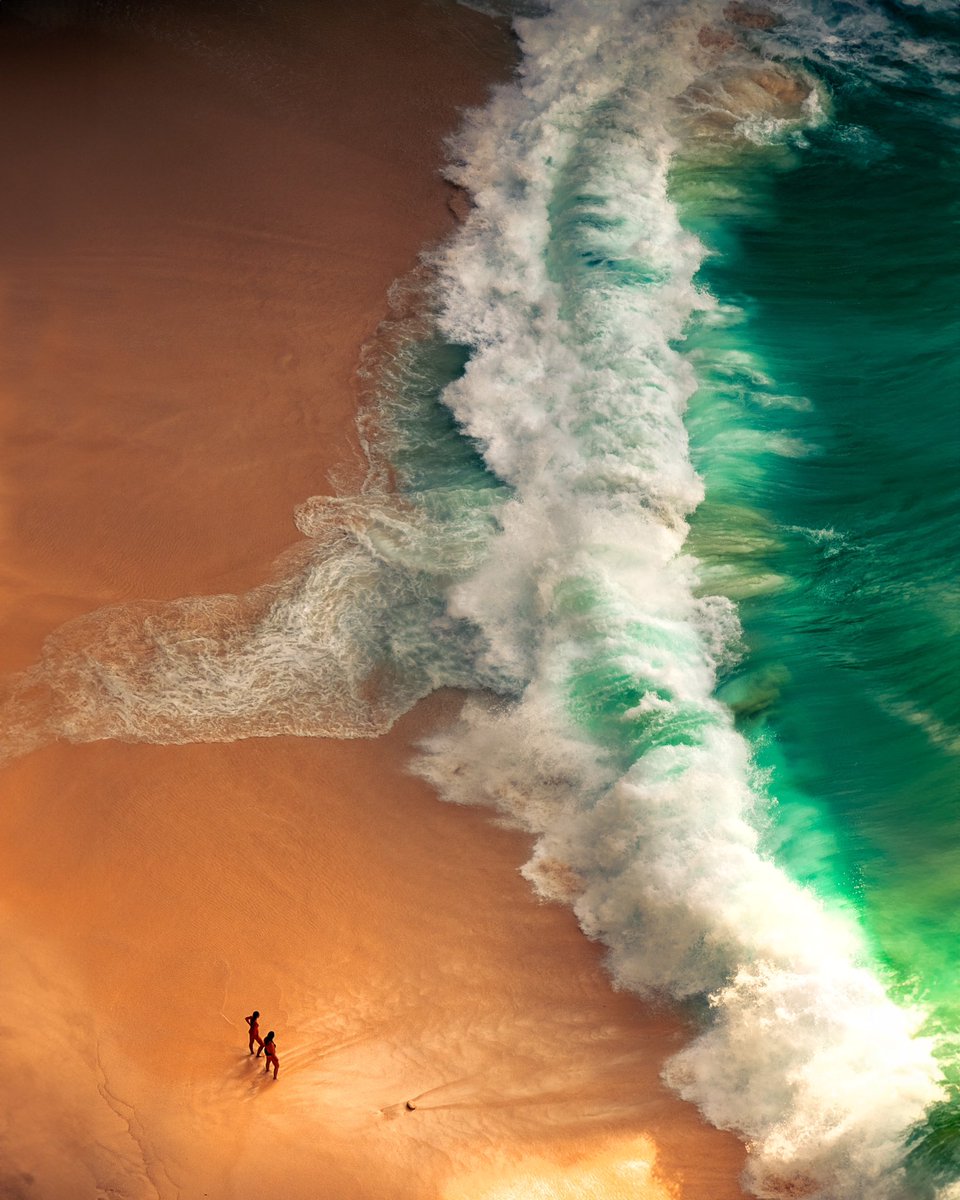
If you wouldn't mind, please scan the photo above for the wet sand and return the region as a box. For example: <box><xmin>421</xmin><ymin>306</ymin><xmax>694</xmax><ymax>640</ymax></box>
<box><xmin>0</xmin><ymin>3</ymin><xmax>748</xmax><ymax>1197</ymax></box>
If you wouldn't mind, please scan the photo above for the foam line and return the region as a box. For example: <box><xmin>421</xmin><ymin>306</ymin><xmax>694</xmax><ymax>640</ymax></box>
<box><xmin>416</xmin><ymin>2</ymin><xmax>945</xmax><ymax>1195</ymax></box>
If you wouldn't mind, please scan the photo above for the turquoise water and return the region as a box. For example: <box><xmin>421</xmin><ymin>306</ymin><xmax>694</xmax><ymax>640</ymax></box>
<box><xmin>690</xmin><ymin>101</ymin><xmax>960</xmax><ymax>984</ymax></box>
<box><xmin>679</xmin><ymin>23</ymin><xmax>960</xmax><ymax>1181</ymax></box>
<box><xmin>413</xmin><ymin>3</ymin><xmax>960</xmax><ymax>1193</ymax></box>
<box><xmin>4</xmin><ymin>1</ymin><xmax>960</xmax><ymax>1194</ymax></box>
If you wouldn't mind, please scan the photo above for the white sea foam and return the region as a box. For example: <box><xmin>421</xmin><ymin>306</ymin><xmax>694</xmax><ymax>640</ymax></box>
<box><xmin>0</xmin><ymin>1</ymin><xmax>950</xmax><ymax>1195</ymax></box>
<box><xmin>758</xmin><ymin>0</ymin><xmax>960</xmax><ymax>97</ymax></box>
<box><xmin>0</xmin><ymin>489</ymin><xmax>508</xmax><ymax>760</ymax></box>
<box><xmin>415</xmin><ymin>1</ymin><xmax>946</xmax><ymax>1196</ymax></box>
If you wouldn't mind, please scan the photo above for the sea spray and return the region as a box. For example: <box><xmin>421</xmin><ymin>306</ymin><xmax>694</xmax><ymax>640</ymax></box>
<box><xmin>0</xmin><ymin>0</ymin><xmax>955</xmax><ymax>1193</ymax></box>
<box><xmin>674</xmin><ymin>0</ymin><xmax>960</xmax><ymax>1184</ymax></box>
<box><xmin>415</xmin><ymin>1</ymin><xmax>946</xmax><ymax>1195</ymax></box>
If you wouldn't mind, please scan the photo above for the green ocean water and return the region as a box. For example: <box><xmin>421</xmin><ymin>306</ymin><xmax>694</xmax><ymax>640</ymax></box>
<box><xmin>0</xmin><ymin>0</ymin><xmax>956</xmax><ymax>1192</ymax></box>
<box><xmin>2</xmin><ymin>0</ymin><xmax>951</xmax><ymax>1189</ymax></box>
<box><xmin>678</xmin><ymin>37</ymin><xmax>960</xmax><ymax>1178</ymax></box>
<box><xmin>367</xmin><ymin>7</ymin><xmax>960</xmax><ymax>1185</ymax></box>
<box><xmin>341</xmin><ymin>8</ymin><xmax>960</xmax><ymax>1184</ymax></box>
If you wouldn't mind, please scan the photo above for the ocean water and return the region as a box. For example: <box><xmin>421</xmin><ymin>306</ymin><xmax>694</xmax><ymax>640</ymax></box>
<box><xmin>3</xmin><ymin>0</ymin><xmax>960</xmax><ymax>1196</ymax></box>
<box><xmin>416</xmin><ymin>2</ymin><xmax>960</xmax><ymax>1194</ymax></box>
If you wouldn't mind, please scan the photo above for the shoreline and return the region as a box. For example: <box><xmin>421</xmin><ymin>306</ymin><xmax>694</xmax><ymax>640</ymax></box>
<box><xmin>0</xmin><ymin>3</ymin><xmax>749</xmax><ymax>1197</ymax></box>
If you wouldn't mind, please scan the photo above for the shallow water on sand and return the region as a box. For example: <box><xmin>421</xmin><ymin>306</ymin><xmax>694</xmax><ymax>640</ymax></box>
<box><xmin>3</xmin><ymin>1</ymin><xmax>960</xmax><ymax>1195</ymax></box>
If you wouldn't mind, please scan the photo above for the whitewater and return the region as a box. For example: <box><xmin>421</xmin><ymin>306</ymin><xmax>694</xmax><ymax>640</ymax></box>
<box><xmin>2</xmin><ymin>0</ymin><xmax>959</xmax><ymax>1196</ymax></box>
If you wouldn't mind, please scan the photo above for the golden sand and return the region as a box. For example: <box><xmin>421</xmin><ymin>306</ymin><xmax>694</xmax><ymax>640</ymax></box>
<box><xmin>0</xmin><ymin>3</ymin><xmax>747</xmax><ymax>1196</ymax></box>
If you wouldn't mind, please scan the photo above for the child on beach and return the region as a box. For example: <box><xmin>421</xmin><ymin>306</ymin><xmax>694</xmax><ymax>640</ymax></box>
<box><xmin>245</xmin><ymin>1010</ymin><xmax>263</xmax><ymax>1056</ymax></box>
<box><xmin>262</xmin><ymin>1031</ymin><xmax>279</xmax><ymax>1079</ymax></box>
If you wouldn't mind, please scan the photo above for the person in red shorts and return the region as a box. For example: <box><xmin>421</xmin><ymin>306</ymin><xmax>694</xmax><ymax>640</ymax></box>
<box><xmin>245</xmin><ymin>1010</ymin><xmax>263</xmax><ymax>1056</ymax></box>
<box><xmin>262</xmin><ymin>1031</ymin><xmax>279</xmax><ymax>1079</ymax></box>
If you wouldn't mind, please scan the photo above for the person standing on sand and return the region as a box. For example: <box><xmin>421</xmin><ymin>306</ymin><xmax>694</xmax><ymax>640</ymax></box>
<box><xmin>245</xmin><ymin>1010</ymin><xmax>263</xmax><ymax>1056</ymax></box>
<box><xmin>262</xmin><ymin>1031</ymin><xmax>279</xmax><ymax>1079</ymax></box>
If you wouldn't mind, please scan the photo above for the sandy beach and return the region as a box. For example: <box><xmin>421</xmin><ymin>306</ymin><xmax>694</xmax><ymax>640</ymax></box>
<box><xmin>0</xmin><ymin>3</ymin><xmax>748</xmax><ymax>1197</ymax></box>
